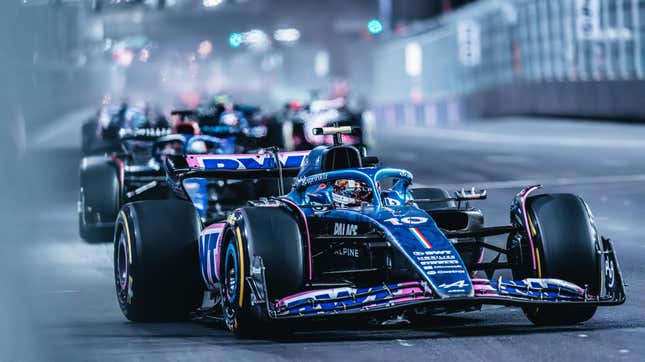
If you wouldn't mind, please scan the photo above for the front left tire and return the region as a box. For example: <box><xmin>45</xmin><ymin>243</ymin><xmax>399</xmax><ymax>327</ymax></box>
<box><xmin>510</xmin><ymin>193</ymin><xmax>600</xmax><ymax>325</ymax></box>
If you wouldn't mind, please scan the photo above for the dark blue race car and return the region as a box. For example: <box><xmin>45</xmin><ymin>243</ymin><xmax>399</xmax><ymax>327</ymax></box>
<box><xmin>112</xmin><ymin>127</ymin><xmax>625</xmax><ymax>336</ymax></box>
<box><xmin>78</xmin><ymin>118</ymin><xmax>268</xmax><ymax>242</ymax></box>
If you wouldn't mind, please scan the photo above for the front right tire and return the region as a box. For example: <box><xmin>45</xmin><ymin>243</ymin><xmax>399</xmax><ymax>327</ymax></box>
<box><xmin>220</xmin><ymin>207</ymin><xmax>304</xmax><ymax>337</ymax></box>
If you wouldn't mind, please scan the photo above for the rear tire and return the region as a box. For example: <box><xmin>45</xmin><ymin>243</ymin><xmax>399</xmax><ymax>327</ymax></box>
<box><xmin>114</xmin><ymin>200</ymin><xmax>203</xmax><ymax>322</ymax></box>
<box><xmin>512</xmin><ymin>193</ymin><xmax>600</xmax><ymax>325</ymax></box>
<box><xmin>79</xmin><ymin>156</ymin><xmax>120</xmax><ymax>242</ymax></box>
<box><xmin>221</xmin><ymin>207</ymin><xmax>304</xmax><ymax>337</ymax></box>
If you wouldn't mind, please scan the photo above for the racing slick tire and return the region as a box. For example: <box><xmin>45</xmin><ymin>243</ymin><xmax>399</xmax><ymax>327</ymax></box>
<box><xmin>221</xmin><ymin>207</ymin><xmax>304</xmax><ymax>337</ymax></box>
<box><xmin>511</xmin><ymin>193</ymin><xmax>600</xmax><ymax>325</ymax></box>
<box><xmin>114</xmin><ymin>200</ymin><xmax>203</xmax><ymax>322</ymax></box>
<box><xmin>79</xmin><ymin>156</ymin><xmax>120</xmax><ymax>242</ymax></box>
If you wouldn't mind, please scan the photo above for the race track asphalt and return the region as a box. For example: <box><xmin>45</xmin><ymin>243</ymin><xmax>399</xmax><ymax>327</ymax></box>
<box><xmin>4</xmin><ymin>115</ymin><xmax>644</xmax><ymax>361</ymax></box>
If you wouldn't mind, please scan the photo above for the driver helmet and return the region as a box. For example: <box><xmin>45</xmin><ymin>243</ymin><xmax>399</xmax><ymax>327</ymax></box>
<box><xmin>220</xmin><ymin>111</ymin><xmax>239</xmax><ymax>127</ymax></box>
<box><xmin>187</xmin><ymin>140</ymin><xmax>208</xmax><ymax>154</ymax></box>
<box><xmin>332</xmin><ymin>179</ymin><xmax>373</xmax><ymax>208</ymax></box>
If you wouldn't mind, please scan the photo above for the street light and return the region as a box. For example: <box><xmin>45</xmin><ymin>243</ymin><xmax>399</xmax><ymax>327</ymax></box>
<box><xmin>367</xmin><ymin>19</ymin><xmax>384</xmax><ymax>35</ymax></box>
<box><xmin>228</xmin><ymin>32</ymin><xmax>243</xmax><ymax>48</ymax></box>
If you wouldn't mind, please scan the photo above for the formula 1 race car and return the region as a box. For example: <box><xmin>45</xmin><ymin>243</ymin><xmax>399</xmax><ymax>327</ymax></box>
<box><xmin>81</xmin><ymin>103</ymin><xmax>168</xmax><ymax>155</ymax></box>
<box><xmin>113</xmin><ymin>127</ymin><xmax>625</xmax><ymax>336</ymax></box>
<box><xmin>80</xmin><ymin>116</ymin><xmax>278</xmax><ymax>242</ymax></box>
<box><xmin>270</xmin><ymin>98</ymin><xmax>375</xmax><ymax>151</ymax></box>
<box><xmin>79</xmin><ymin>128</ymin><xmax>179</xmax><ymax>242</ymax></box>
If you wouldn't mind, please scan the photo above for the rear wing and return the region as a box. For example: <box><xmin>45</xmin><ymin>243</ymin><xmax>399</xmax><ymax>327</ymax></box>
<box><xmin>165</xmin><ymin>150</ymin><xmax>310</xmax><ymax>199</ymax></box>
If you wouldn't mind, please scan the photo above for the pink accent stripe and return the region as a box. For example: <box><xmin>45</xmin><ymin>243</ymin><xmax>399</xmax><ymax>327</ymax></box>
<box><xmin>473</xmin><ymin>284</ymin><xmax>496</xmax><ymax>292</ymax></box>
<box><xmin>186</xmin><ymin>155</ymin><xmax>202</xmax><ymax>169</ymax></box>
<box><xmin>204</xmin><ymin>222</ymin><xmax>226</xmax><ymax>231</ymax></box>
<box><xmin>471</xmin><ymin>278</ymin><xmax>490</xmax><ymax>283</ymax></box>
<box><xmin>519</xmin><ymin>185</ymin><xmax>541</xmax><ymax>270</ymax></box>
<box><xmin>279</xmin><ymin>198</ymin><xmax>313</xmax><ymax>281</ymax></box>
<box><xmin>276</xmin><ymin>281</ymin><xmax>426</xmax><ymax>307</ymax></box>
<box><xmin>395</xmin><ymin>287</ymin><xmax>425</xmax><ymax>295</ymax></box>
<box><xmin>399</xmin><ymin>281</ymin><xmax>423</xmax><ymax>287</ymax></box>
<box><xmin>185</xmin><ymin>151</ymin><xmax>310</xmax><ymax>170</ymax></box>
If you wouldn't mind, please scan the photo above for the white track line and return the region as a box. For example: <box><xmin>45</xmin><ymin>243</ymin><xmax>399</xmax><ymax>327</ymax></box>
<box><xmin>415</xmin><ymin>174</ymin><xmax>645</xmax><ymax>191</ymax></box>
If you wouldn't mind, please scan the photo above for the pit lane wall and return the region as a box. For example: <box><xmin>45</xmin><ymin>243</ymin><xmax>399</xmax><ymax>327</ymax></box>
<box><xmin>370</xmin><ymin>0</ymin><xmax>645</xmax><ymax>123</ymax></box>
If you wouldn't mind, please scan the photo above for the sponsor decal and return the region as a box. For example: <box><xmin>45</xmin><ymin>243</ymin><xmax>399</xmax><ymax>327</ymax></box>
<box><xmin>414</xmin><ymin>250</ymin><xmax>452</xmax><ymax>256</ymax></box>
<box><xmin>419</xmin><ymin>260</ymin><xmax>459</xmax><ymax>266</ymax></box>
<box><xmin>409</xmin><ymin>227</ymin><xmax>432</xmax><ymax>249</ymax></box>
<box><xmin>383</xmin><ymin>197</ymin><xmax>401</xmax><ymax>206</ymax></box>
<box><xmin>334</xmin><ymin>222</ymin><xmax>358</xmax><ymax>236</ymax></box>
<box><xmin>436</xmin><ymin>270</ymin><xmax>466</xmax><ymax>274</ymax></box>
<box><xmin>296</xmin><ymin>173</ymin><xmax>329</xmax><ymax>187</ymax></box>
<box><xmin>334</xmin><ymin>248</ymin><xmax>360</xmax><ymax>258</ymax></box>
<box><xmin>120</xmin><ymin>128</ymin><xmax>171</xmax><ymax>138</ymax></box>
<box><xmin>196</xmin><ymin>152</ymin><xmax>307</xmax><ymax>171</ymax></box>
<box><xmin>384</xmin><ymin>216</ymin><xmax>428</xmax><ymax>226</ymax></box>
<box><xmin>410</xmin><ymin>248</ymin><xmax>468</xmax><ymax>276</ymax></box>
<box><xmin>438</xmin><ymin>280</ymin><xmax>470</xmax><ymax>289</ymax></box>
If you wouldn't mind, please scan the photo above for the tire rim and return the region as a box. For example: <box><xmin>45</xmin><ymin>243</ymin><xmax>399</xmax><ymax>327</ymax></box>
<box><xmin>224</xmin><ymin>244</ymin><xmax>238</xmax><ymax>303</ymax></box>
<box><xmin>227</xmin><ymin>267</ymin><xmax>237</xmax><ymax>300</ymax></box>
<box><xmin>116</xmin><ymin>231</ymin><xmax>128</xmax><ymax>290</ymax></box>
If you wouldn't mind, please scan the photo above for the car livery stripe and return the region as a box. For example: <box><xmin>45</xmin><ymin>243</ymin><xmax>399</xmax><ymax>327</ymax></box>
<box><xmin>409</xmin><ymin>227</ymin><xmax>432</xmax><ymax>249</ymax></box>
<box><xmin>119</xmin><ymin>211</ymin><xmax>132</xmax><ymax>264</ymax></box>
<box><xmin>199</xmin><ymin>223</ymin><xmax>226</xmax><ymax>288</ymax></box>
<box><xmin>235</xmin><ymin>226</ymin><xmax>245</xmax><ymax>308</ymax></box>
<box><xmin>518</xmin><ymin>185</ymin><xmax>541</xmax><ymax>270</ymax></box>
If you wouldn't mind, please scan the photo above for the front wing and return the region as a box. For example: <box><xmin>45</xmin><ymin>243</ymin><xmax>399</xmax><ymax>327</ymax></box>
<box><xmin>249</xmin><ymin>238</ymin><xmax>625</xmax><ymax>319</ymax></box>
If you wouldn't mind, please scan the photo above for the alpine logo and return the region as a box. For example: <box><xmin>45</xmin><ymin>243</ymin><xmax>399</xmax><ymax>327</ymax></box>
<box><xmin>334</xmin><ymin>248</ymin><xmax>360</xmax><ymax>258</ymax></box>
<box><xmin>438</xmin><ymin>280</ymin><xmax>469</xmax><ymax>289</ymax></box>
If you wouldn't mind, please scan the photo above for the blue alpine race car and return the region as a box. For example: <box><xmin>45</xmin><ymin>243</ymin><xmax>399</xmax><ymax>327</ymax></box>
<box><xmin>112</xmin><ymin>127</ymin><xmax>625</xmax><ymax>336</ymax></box>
